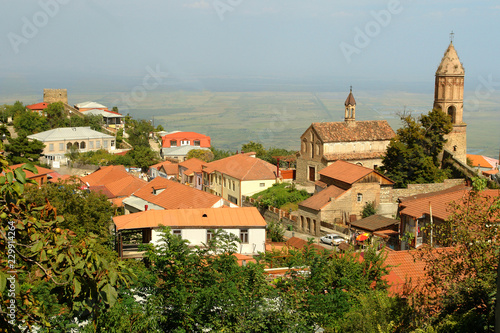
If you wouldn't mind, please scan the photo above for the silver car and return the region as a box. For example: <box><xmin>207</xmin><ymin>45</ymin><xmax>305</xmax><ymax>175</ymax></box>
<box><xmin>320</xmin><ymin>234</ymin><xmax>346</xmax><ymax>246</ymax></box>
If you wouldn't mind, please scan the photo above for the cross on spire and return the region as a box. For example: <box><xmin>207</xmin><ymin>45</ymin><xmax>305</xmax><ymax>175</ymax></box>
<box><xmin>450</xmin><ymin>31</ymin><xmax>454</xmax><ymax>42</ymax></box>
<box><xmin>350</xmin><ymin>85</ymin><xmax>352</xmax><ymax>92</ymax></box>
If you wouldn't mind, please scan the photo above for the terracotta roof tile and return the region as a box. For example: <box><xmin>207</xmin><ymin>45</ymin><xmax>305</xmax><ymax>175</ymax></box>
<box><xmin>129</xmin><ymin>177</ymin><xmax>222</xmax><ymax>209</ymax></box>
<box><xmin>285</xmin><ymin>237</ymin><xmax>325</xmax><ymax>253</ymax></box>
<box><xmin>204</xmin><ymin>153</ymin><xmax>277</xmax><ymax>181</ymax></box>
<box><xmin>5</xmin><ymin>164</ymin><xmax>53</xmax><ymax>179</ymax></box>
<box><xmin>298</xmin><ymin>185</ymin><xmax>346</xmax><ymax>211</ymax></box>
<box><xmin>26</xmin><ymin>102</ymin><xmax>49</xmax><ymax>110</ymax></box>
<box><xmin>467</xmin><ymin>154</ymin><xmax>497</xmax><ymax>169</ymax></box>
<box><xmin>319</xmin><ymin>160</ymin><xmax>373</xmax><ymax>184</ymax></box>
<box><xmin>81</xmin><ymin>165</ymin><xmax>147</xmax><ymax>198</ymax></box>
<box><xmin>311</xmin><ymin>120</ymin><xmax>395</xmax><ymax>143</ymax></box>
<box><xmin>159</xmin><ymin>164</ymin><xmax>179</xmax><ymax>176</ymax></box>
<box><xmin>149</xmin><ymin>160</ymin><xmax>173</xmax><ymax>170</ymax></box>
<box><xmin>179</xmin><ymin>158</ymin><xmax>206</xmax><ymax>174</ymax></box>
<box><xmin>350</xmin><ymin>215</ymin><xmax>400</xmax><ymax>232</ymax></box>
<box><xmin>113</xmin><ymin>207</ymin><xmax>266</xmax><ymax>231</ymax></box>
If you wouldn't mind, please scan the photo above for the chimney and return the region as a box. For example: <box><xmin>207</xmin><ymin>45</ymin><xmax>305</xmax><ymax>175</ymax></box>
<box><xmin>276</xmin><ymin>158</ymin><xmax>280</xmax><ymax>178</ymax></box>
<box><xmin>145</xmin><ymin>205</ymin><xmax>148</xmax><ymax>211</ymax></box>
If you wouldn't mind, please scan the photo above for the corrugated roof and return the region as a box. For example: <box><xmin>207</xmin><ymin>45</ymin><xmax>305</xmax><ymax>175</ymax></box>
<box><xmin>298</xmin><ymin>185</ymin><xmax>346</xmax><ymax>211</ymax></box>
<box><xmin>319</xmin><ymin>160</ymin><xmax>373</xmax><ymax>184</ymax></box>
<box><xmin>27</xmin><ymin>127</ymin><xmax>114</xmax><ymax>142</ymax></box>
<box><xmin>310</xmin><ymin>120</ymin><xmax>395</xmax><ymax>143</ymax></box>
<box><xmin>113</xmin><ymin>207</ymin><xmax>266</xmax><ymax>231</ymax></box>
<box><xmin>83</xmin><ymin>109</ymin><xmax>124</xmax><ymax>118</ymax></box>
<box><xmin>203</xmin><ymin>153</ymin><xmax>277</xmax><ymax>181</ymax></box>
<box><xmin>349</xmin><ymin>215</ymin><xmax>399</xmax><ymax>232</ymax></box>
<box><xmin>127</xmin><ymin>177</ymin><xmax>222</xmax><ymax>210</ymax></box>
<box><xmin>75</xmin><ymin>101</ymin><xmax>107</xmax><ymax>109</ymax></box>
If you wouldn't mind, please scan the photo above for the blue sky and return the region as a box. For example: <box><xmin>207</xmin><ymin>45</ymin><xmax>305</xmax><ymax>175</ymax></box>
<box><xmin>0</xmin><ymin>0</ymin><xmax>499</xmax><ymax>94</ymax></box>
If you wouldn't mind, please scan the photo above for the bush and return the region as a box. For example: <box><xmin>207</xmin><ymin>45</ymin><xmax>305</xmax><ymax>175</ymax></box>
<box><xmin>251</xmin><ymin>183</ymin><xmax>310</xmax><ymax>209</ymax></box>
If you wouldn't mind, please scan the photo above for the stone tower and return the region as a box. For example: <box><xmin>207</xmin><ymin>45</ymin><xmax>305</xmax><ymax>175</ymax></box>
<box><xmin>43</xmin><ymin>89</ymin><xmax>68</xmax><ymax>104</ymax></box>
<box><xmin>433</xmin><ymin>41</ymin><xmax>467</xmax><ymax>164</ymax></box>
<box><xmin>344</xmin><ymin>86</ymin><xmax>356</xmax><ymax>124</ymax></box>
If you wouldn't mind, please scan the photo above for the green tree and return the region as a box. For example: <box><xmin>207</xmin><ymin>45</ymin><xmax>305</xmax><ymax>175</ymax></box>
<box><xmin>0</xmin><ymin>160</ymin><xmax>133</xmax><ymax>331</ymax></box>
<box><xmin>126</xmin><ymin>119</ymin><xmax>154</xmax><ymax>148</ymax></box>
<box><xmin>12</xmin><ymin>110</ymin><xmax>48</xmax><ymax>136</ymax></box>
<box><xmin>362</xmin><ymin>201</ymin><xmax>377</xmax><ymax>218</ymax></box>
<box><xmin>5</xmin><ymin>135</ymin><xmax>45</xmax><ymax>164</ymax></box>
<box><xmin>45</xmin><ymin>102</ymin><xmax>66</xmax><ymax>128</ymax></box>
<box><xmin>241</xmin><ymin>141</ymin><xmax>266</xmax><ymax>158</ymax></box>
<box><xmin>381</xmin><ymin>109</ymin><xmax>452</xmax><ymax>188</ymax></box>
<box><xmin>156</xmin><ymin>124</ymin><xmax>164</xmax><ymax>132</ymax></box>
<box><xmin>128</xmin><ymin>146</ymin><xmax>160</xmax><ymax>171</ymax></box>
<box><xmin>186</xmin><ymin>149</ymin><xmax>214</xmax><ymax>162</ymax></box>
<box><xmin>210</xmin><ymin>147</ymin><xmax>234</xmax><ymax>160</ymax></box>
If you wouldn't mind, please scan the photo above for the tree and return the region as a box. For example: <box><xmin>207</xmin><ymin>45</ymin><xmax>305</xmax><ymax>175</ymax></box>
<box><xmin>4</xmin><ymin>135</ymin><xmax>45</xmax><ymax>164</ymax></box>
<box><xmin>186</xmin><ymin>149</ymin><xmax>214</xmax><ymax>162</ymax></box>
<box><xmin>210</xmin><ymin>147</ymin><xmax>233</xmax><ymax>161</ymax></box>
<box><xmin>126</xmin><ymin>119</ymin><xmax>154</xmax><ymax>148</ymax></box>
<box><xmin>241</xmin><ymin>141</ymin><xmax>266</xmax><ymax>157</ymax></box>
<box><xmin>362</xmin><ymin>201</ymin><xmax>377</xmax><ymax>218</ymax></box>
<box><xmin>156</xmin><ymin>124</ymin><xmax>164</xmax><ymax>132</ymax></box>
<box><xmin>45</xmin><ymin>102</ymin><xmax>66</xmax><ymax>129</ymax></box>
<box><xmin>0</xmin><ymin>160</ymin><xmax>133</xmax><ymax>331</ymax></box>
<box><xmin>381</xmin><ymin>109</ymin><xmax>452</xmax><ymax>188</ymax></box>
<box><xmin>12</xmin><ymin>110</ymin><xmax>48</xmax><ymax>137</ymax></box>
<box><xmin>128</xmin><ymin>146</ymin><xmax>160</xmax><ymax>171</ymax></box>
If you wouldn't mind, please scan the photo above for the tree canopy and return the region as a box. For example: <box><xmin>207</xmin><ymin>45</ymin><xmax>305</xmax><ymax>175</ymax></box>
<box><xmin>4</xmin><ymin>135</ymin><xmax>45</xmax><ymax>165</ymax></box>
<box><xmin>381</xmin><ymin>109</ymin><xmax>452</xmax><ymax>188</ymax></box>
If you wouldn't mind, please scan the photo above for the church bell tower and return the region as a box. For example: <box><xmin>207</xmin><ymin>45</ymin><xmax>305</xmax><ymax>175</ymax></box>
<box><xmin>345</xmin><ymin>86</ymin><xmax>356</xmax><ymax>124</ymax></box>
<box><xmin>433</xmin><ymin>34</ymin><xmax>467</xmax><ymax>164</ymax></box>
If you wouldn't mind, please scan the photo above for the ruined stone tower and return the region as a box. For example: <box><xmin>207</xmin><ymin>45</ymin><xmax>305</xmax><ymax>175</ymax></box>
<box><xmin>433</xmin><ymin>41</ymin><xmax>467</xmax><ymax>164</ymax></box>
<box><xmin>43</xmin><ymin>89</ymin><xmax>68</xmax><ymax>104</ymax></box>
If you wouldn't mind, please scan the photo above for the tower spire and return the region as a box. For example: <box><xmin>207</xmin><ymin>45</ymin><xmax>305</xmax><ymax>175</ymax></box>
<box><xmin>344</xmin><ymin>86</ymin><xmax>356</xmax><ymax>123</ymax></box>
<box><xmin>450</xmin><ymin>30</ymin><xmax>454</xmax><ymax>43</ymax></box>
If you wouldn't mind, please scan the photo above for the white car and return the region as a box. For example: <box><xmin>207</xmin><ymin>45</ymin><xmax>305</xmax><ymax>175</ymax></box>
<box><xmin>320</xmin><ymin>234</ymin><xmax>346</xmax><ymax>246</ymax></box>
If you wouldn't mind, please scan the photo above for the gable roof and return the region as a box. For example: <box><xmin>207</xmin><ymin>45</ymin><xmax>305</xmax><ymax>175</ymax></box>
<box><xmin>149</xmin><ymin>160</ymin><xmax>174</xmax><ymax>171</ymax></box>
<box><xmin>113</xmin><ymin>207</ymin><xmax>266</xmax><ymax>231</ymax></box>
<box><xmin>308</xmin><ymin>120</ymin><xmax>395</xmax><ymax>143</ymax></box>
<box><xmin>74</xmin><ymin>101</ymin><xmax>107</xmax><ymax>109</ymax></box>
<box><xmin>5</xmin><ymin>164</ymin><xmax>53</xmax><ymax>179</ymax></box>
<box><xmin>126</xmin><ymin>177</ymin><xmax>222</xmax><ymax>210</ymax></box>
<box><xmin>349</xmin><ymin>215</ymin><xmax>399</xmax><ymax>232</ymax></box>
<box><xmin>320</xmin><ymin>160</ymin><xmax>372</xmax><ymax>183</ymax></box>
<box><xmin>298</xmin><ymin>185</ymin><xmax>346</xmax><ymax>211</ymax></box>
<box><xmin>158</xmin><ymin>163</ymin><xmax>179</xmax><ymax>176</ymax></box>
<box><xmin>179</xmin><ymin>158</ymin><xmax>207</xmax><ymax>175</ymax></box>
<box><xmin>81</xmin><ymin>165</ymin><xmax>147</xmax><ymax>199</ymax></box>
<box><xmin>83</xmin><ymin>109</ymin><xmax>124</xmax><ymax>118</ymax></box>
<box><xmin>203</xmin><ymin>153</ymin><xmax>277</xmax><ymax>181</ymax></box>
<box><xmin>26</xmin><ymin>102</ymin><xmax>49</xmax><ymax>110</ymax></box>
<box><xmin>27</xmin><ymin>127</ymin><xmax>114</xmax><ymax>142</ymax></box>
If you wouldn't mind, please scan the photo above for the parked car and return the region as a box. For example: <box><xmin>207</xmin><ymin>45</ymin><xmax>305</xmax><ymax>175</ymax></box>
<box><xmin>320</xmin><ymin>234</ymin><xmax>346</xmax><ymax>246</ymax></box>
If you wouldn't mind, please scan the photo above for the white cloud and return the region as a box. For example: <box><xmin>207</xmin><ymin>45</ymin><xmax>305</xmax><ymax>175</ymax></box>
<box><xmin>183</xmin><ymin>0</ymin><xmax>210</xmax><ymax>9</ymax></box>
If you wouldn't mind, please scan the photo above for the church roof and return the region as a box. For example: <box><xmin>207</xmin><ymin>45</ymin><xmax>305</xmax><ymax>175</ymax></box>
<box><xmin>310</xmin><ymin>120</ymin><xmax>395</xmax><ymax>143</ymax></box>
<box><xmin>436</xmin><ymin>42</ymin><xmax>464</xmax><ymax>76</ymax></box>
<box><xmin>344</xmin><ymin>89</ymin><xmax>356</xmax><ymax>106</ymax></box>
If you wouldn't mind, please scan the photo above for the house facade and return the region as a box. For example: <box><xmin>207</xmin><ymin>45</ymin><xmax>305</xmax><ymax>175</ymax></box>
<box><xmin>296</xmin><ymin>89</ymin><xmax>395</xmax><ymax>184</ymax></box>
<box><xmin>27</xmin><ymin>127</ymin><xmax>116</xmax><ymax>166</ymax></box>
<box><xmin>161</xmin><ymin>131</ymin><xmax>211</xmax><ymax>161</ymax></box>
<box><xmin>202</xmin><ymin>152</ymin><xmax>277</xmax><ymax>206</ymax></box>
<box><xmin>179</xmin><ymin>158</ymin><xmax>206</xmax><ymax>190</ymax></box>
<box><xmin>113</xmin><ymin>207</ymin><xmax>267</xmax><ymax>255</ymax></box>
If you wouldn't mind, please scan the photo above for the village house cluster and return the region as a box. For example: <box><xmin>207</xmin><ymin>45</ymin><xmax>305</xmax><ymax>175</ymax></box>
<box><xmin>11</xmin><ymin>39</ymin><xmax>499</xmax><ymax>293</ymax></box>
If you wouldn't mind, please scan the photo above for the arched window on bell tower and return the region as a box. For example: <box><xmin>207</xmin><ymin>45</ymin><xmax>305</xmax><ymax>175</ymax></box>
<box><xmin>447</xmin><ymin>105</ymin><xmax>456</xmax><ymax>124</ymax></box>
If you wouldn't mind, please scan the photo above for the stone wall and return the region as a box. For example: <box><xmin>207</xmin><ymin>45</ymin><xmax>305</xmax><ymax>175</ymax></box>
<box><xmin>380</xmin><ymin>178</ymin><xmax>465</xmax><ymax>204</ymax></box>
<box><xmin>43</xmin><ymin>89</ymin><xmax>68</xmax><ymax>104</ymax></box>
<box><xmin>296</xmin><ymin>156</ymin><xmax>326</xmax><ymax>185</ymax></box>
<box><xmin>243</xmin><ymin>197</ymin><xmax>299</xmax><ymax>231</ymax></box>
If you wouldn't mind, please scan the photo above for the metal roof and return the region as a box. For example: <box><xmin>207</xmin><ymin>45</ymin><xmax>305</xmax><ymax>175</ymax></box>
<box><xmin>27</xmin><ymin>127</ymin><xmax>114</xmax><ymax>142</ymax></box>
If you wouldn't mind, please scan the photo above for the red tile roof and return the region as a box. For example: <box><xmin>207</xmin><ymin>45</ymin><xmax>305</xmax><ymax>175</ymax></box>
<box><xmin>310</xmin><ymin>120</ymin><xmax>395</xmax><ymax>143</ymax></box>
<box><xmin>159</xmin><ymin>163</ymin><xmax>179</xmax><ymax>176</ymax></box>
<box><xmin>285</xmin><ymin>237</ymin><xmax>326</xmax><ymax>253</ymax></box>
<box><xmin>319</xmin><ymin>160</ymin><xmax>373</xmax><ymax>184</ymax></box>
<box><xmin>6</xmin><ymin>164</ymin><xmax>53</xmax><ymax>179</ymax></box>
<box><xmin>26</xmin><ymin>102</ymin><xmax>49</xmax><ymax>110</ymax></box>
<box><xmin>467</xmin><ymin>154</ymin><xmax>495</xmax><ymax>169</ymax></box>
<box><xmin>399</xmin><ymin>186</ymin><xmax>500</xmax><ymax>221</ymax></box>
<box><xmin>161</xmin><ymin>132</ymin><xmax>211</xmax><ymax>148</ymax></box>
<box><xmin>179</xmin><ymin>158</ymin><xmax>206</xmax><ymax>175</ymax></box>
<box><xmin>81</xmin><ymin>165</ymin><xmax>147</xmax><ymax>198</ymax></box>
<box><xmin>113</xmin><ymin>207</ymin><xmax>266</xmax><ymax>231</ymax></box>
<box><xmin>298</xmin><ymin>185</ymin><xmax>346</xmax><ymax>211</ymax></box>
<box><xmin>130</xmin><ymin>177</ymin><xmax>222</xmax><ymax>209</ymax></box>
<box><xmin>203</xmin><ymin>153</ymin><xmax>277</xmax><ymax>181</ymax></box>
<box><xmin>149</xmin><ymin>160</ymin><xmax>173</xmax><ymax>170</ymax></box>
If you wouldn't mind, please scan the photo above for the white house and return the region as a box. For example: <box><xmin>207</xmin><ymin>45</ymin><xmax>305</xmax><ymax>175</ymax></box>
<box><xmin>113</xmin><ymin>207</ymin><xmax>267</xmax><ymax>255</ymax></box>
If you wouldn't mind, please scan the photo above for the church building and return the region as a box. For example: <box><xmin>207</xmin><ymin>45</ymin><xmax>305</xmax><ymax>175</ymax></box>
<box><xmin>433</xmin><ymin>39</ymin><xmax>467</xmax><ymax>164</ymax></box>
<box><xmin>296</xmin><ymin>88</ymin><xmax>396</xmax><ymax>184</ymax></box>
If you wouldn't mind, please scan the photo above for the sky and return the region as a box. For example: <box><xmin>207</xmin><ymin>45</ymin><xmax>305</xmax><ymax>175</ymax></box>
<box><xmin>0</xmin><ymin>0</ymin><xmax>499</xmax><ymax>95</ymax></box>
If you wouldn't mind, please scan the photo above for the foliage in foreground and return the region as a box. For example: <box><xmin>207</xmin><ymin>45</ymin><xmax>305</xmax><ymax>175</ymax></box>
<box><xmin>251</xmin><ymin>182</ymin><xmax>310</xmax><ymax>209</ymax></box>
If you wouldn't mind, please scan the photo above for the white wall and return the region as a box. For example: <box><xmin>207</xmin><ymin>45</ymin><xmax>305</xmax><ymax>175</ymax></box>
<box><xmin>151</xmin><ymin>227</ymin><xmax>266</xmax><ymax>254</ymax></box>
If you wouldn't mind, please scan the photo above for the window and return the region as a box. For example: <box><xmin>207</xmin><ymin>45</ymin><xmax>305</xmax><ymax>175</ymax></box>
<box><xmin>228</xmin><ymin>195</ymin><xmax>238</xmax><ymax>205</ymax></box>
<box><xmin>66</xmin><ymin>142</ymin><xmax>72</xmax><ymax>150</ymax></box>
<box><xmin>80</xmin><ymin>141</ymin><xmax>86</xmax><ymax>149</ymax></box>
<box><xmin>170</xmin><ymin>140</ymin><xmax>177</xmax><ymax>147</ymax></box>
<box><xmin>49</xmin><ymin>143</ymin><xmax>54</xmax><ymax>151</ymax></box>
<box><xmin>240</xmin><ymin>229</ymin><xmax>249</xmax><ymax>243</ymax></box>
<box><xmin>224</xmin><ymin>179</ymin><xmax>226</xmax><ymax>187</ymax></box>
<box><xmin>59</xmin><ymin>143</ymin><xmax>64</xmax><ymax>151</ymax></box>
<box><xmin>260</xmin><ymin>183</ymin><xmax>265</xmax><ymax>187</ymax></box>
<box><xmin>89</xmin><ymin>141</ymin><xmax>94</xmax><ymax>149</ymax></box>
<box><xmin>172</xmin><ymin>230</ymin><xmax>182</xmax><ymax>237</ymax></box>
<box><xmin>206</xmin><ymin>229</ymin><xmax>213</xmax><ymax>242</ymax></box>
<box><xmin>111</xmin><ymin>140</ymin><xmax>115</xmax><ymax>147</ymax></box>
<box><xmin>181</xmin><ymin>140</ymin><xmax>189</xmax><ymax>146</ymax></box>
<box><xmin>357</xmin><ymin>193</ymin><xmax>363</xmax><ymax>202</ymax></box>
<box><xmin>96</xmin><ymin>141</ymin><xmax>101</xmax><ymax>148</ymax></box>
<box><xmin>232</xmin><ymin>181</ymin><xmax>235</xmax><ymax>191</ymax></box>
<box><xmin>194</xmin><ymin>140</ymin><xmax>200</xmax><ymax>146</ymax></box>
<box><xmin>103</xmin><ymin>140</ymin><xmax>108</xmax><ymax>148</ymax></box>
